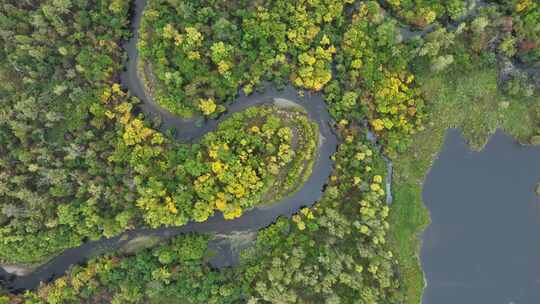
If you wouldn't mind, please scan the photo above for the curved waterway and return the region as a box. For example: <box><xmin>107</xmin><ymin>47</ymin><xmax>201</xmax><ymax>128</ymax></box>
<box><xmin>0</xmin><ymin>0</ymin><xmax>406</xmax><ymax>292</ymax></box>
<box><xmin>0</xmin><ymin>0</ymin><xmax>339</xmax><ymax>292</ymax></box>
<box><xmin>421</xmin><ymin>129</ymin><xmax>540</xmax><ymax>303</ymax></box>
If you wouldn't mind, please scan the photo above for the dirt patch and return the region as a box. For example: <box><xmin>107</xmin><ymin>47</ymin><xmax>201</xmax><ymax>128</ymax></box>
<box><xmin>1</xmin><ymin>264</ymin><xmax>36</xmax><ymax>276</ymax></box>
<box><xmin>119</xmin><ymin>235</ymin><xmax>162</xmax><ymax>255</ymax></box>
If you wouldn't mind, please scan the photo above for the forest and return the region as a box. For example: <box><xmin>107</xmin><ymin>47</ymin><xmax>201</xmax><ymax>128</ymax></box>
<box><xmin>0</xmin><ymin>0</ymin><xmax>539</xmax><ymax>303</ymax></box>
<box><xmin>0</xmin><ymin>0</ymin><xmax>318</xmax><ymax>265</ymax></box>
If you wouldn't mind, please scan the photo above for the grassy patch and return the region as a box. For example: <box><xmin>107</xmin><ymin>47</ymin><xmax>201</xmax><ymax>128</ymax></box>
<box><xmin>389</xmin><ymin>60</ymin><xmax>539</xmax><ymax>304</ymax></box>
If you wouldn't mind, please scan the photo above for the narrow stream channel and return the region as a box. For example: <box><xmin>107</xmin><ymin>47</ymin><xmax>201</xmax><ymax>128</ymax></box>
<box><xmin>421</xmin><ymin>129</ymin><xmax>540</xmax><ymax>303</ymax></box>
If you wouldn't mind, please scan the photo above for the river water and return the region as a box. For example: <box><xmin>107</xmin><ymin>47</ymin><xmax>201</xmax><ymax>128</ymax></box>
<box><xmin>421</xmin><ymin>129</ymin><xmax>540</xmax><ymax>303</ymax></box>
<box><xmin>0</xmin><ymin>0</ymin><xmax>340</xmax><ymax>292</ymax></box>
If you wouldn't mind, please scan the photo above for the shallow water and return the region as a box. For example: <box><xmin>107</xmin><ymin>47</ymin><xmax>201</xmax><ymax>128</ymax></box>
<box><xmin>421</xmin><ymin>129</ymin><xmax>540</xmax><ymax>303</ymax></box>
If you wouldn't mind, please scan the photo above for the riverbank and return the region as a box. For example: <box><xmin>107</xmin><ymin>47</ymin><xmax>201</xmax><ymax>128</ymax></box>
<box><xmin>388</xmin><ymin>59</ymin><xmax>539</xmax><ymax>303</ymax></box>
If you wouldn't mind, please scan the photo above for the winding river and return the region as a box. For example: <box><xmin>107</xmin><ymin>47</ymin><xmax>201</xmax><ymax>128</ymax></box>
<box><xmin>2</xmin><ymin>0</ymin><xmax>538</xmax><ymax>298</ymax></box>
<box><xmin>1</xmin><ymin>0</ymin><xmax>342</xmax><ymax>292</ymax></box>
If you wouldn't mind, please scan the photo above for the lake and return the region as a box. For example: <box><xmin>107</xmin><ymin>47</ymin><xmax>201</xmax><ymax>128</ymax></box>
<box><xmin>421</xmin><ymin>129</ymin><xmax>540</xmax><ymax>303</ymax></box>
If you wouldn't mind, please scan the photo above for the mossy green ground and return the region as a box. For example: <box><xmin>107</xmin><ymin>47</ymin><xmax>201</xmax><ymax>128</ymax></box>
<box><xmin>388</xmin><ymin>61</ymin><xmax>539</xmax><ymax>304</ymax></box>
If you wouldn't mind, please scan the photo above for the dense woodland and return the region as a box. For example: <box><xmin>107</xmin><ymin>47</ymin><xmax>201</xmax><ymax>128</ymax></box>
<box><xmin>138</xmin><ymin>0</ymin><xmax>349</xmax><ymax>117</ymax></box>
<box><xmin>0</xmin><ymin>0</ymin><xmax>539</xmax><ymax>303</ymax></box>
<box><xmin>0</xmin><ymin>0</ymin><xmax>318</xmax><ymax>265</ymax></box>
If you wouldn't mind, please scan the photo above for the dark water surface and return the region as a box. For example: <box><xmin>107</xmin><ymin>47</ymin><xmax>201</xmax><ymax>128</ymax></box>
<box><xmin>1</xmin><ymin>0</ymin><xmax>339</xmax><ymax>291</ymax></box>
<box><xmin>421</xmin><ymin>129</ymin><xmax>540</xmax><ymax>304</ymax></box>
